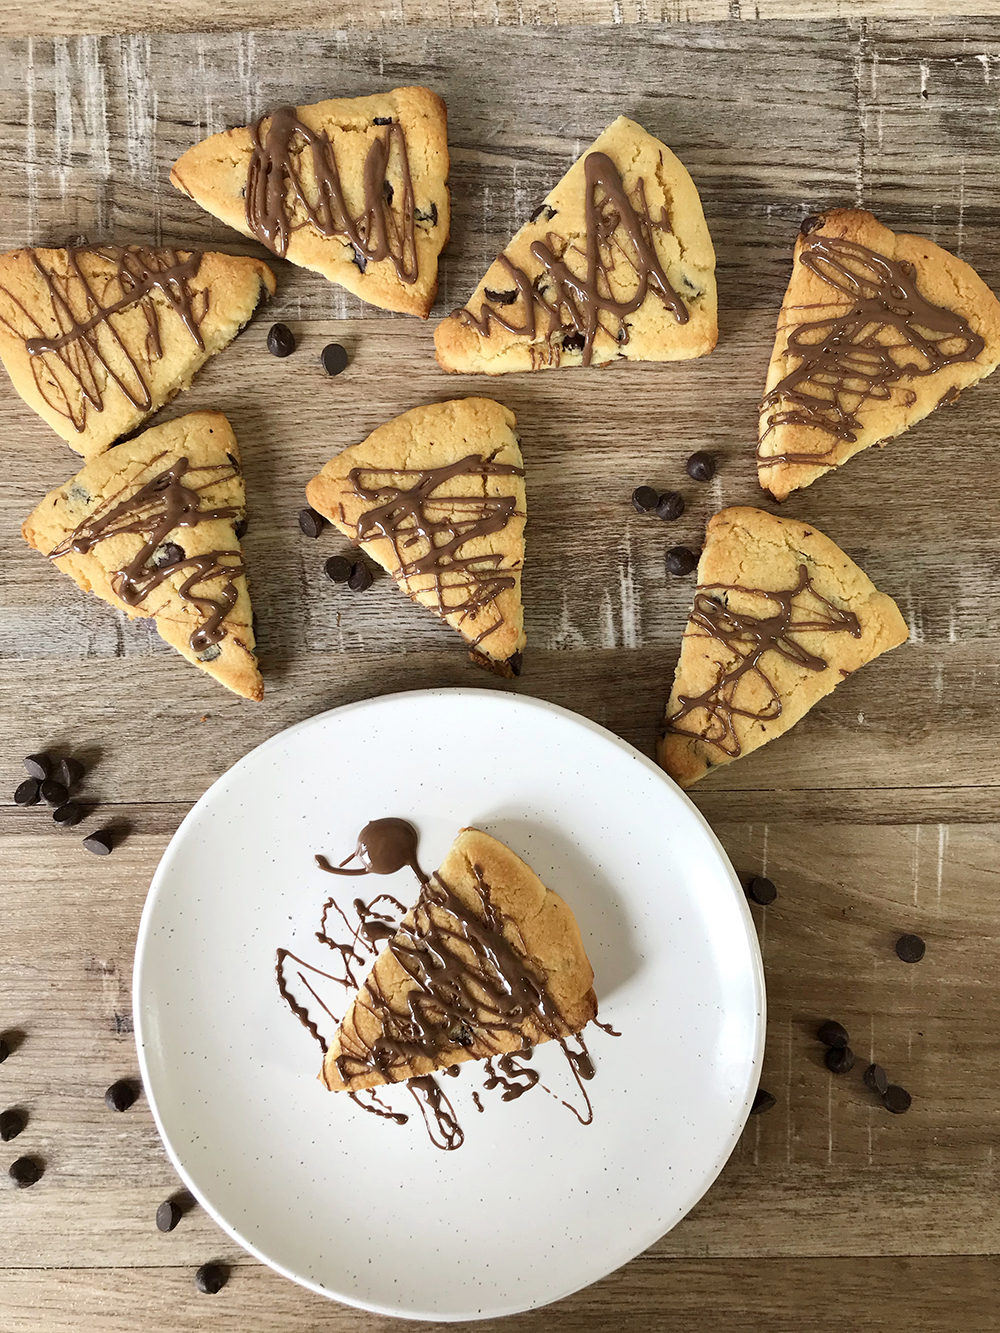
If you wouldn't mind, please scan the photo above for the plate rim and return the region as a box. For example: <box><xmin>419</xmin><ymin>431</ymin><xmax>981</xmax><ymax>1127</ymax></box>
<box><xmin>133</xmin><ymin>686</ymin><xmax>766</xmax><ymax>1322</ymax></box>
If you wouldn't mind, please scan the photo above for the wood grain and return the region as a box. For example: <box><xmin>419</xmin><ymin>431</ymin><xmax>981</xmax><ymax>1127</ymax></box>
<box><xmin>2</xmin><ymin>16</ymin><xmax>1000</xmax><ymax>1333</ymax></box>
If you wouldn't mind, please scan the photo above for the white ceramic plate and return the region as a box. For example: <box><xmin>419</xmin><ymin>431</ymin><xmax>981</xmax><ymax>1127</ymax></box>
<box><xmin>134</xmin><ymin>689</ymin><xmax>764</xmax><ymax>1321</ymax></box>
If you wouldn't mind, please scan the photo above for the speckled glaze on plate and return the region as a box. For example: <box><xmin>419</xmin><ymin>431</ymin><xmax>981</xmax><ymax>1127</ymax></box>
<box><xmin>133</xmin><ymin>689</ymin><xmax>764</xmax><ymax>1321</ymax></box>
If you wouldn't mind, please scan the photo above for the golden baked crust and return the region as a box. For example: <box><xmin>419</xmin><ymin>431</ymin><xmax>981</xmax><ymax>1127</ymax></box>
<box><xmin>758</xmin><ymin>209</ymin><xmax>1000</xmax><ymax>500</ymax></box>
<box><xmin>22</xmin><ymin>411</ymin><xmax>262</xmax><ymax>701</ymax></box>
<box><xmin>171</xmin><ymin>87</ymin><xmax>449</xmax><ymax>319</ymax></box>
<box><xmin>323</xmin><ymin>827</ymin><xmax>598</xmax><ymax>1092</ymax></box>
<box><xmin>434</xmin><ymin>114</ymin><xmax>716</xmax><ymax>374</ymax></box>
<box><xmin>657</xmin><ymin>506</ymin><xmax>907</xmax><ymax>787</ymax></box>
<box><xmin>305</xmin><ymin>397</ymin><xmax>526</xmax><ymax>670</ymax></box>
<box><xmin>0</xmin><ymin>245</ymin><xmax>275</xmax><ymax>457</ymax></box>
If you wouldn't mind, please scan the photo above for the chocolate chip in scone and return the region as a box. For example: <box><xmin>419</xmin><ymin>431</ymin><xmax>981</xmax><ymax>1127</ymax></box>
<box><xmin>750</xmin><ymin>1088</ymin><xmax>776</xmax><ymax>1115</ymax></box>
<box><xmin>530</xmin><ymin>203</ymin><xmax>557</xmax><ymax>224</ymax></box>
<box><xmin>195</xmin><ymin>1262</ymin><xmax>229</xmax><ymax>1294</ymax></box>
<box><xmin>266</xmin><ymin>322</ymin><xmax>296</xmax><ymax>358</ymax></box>
<box><xmin>347</xmin><ymin>561</ymin><xmax>373</xmax><ymax>592</ymax></box>
<box><xmin>104</xmin><ymin>1079</ymin><xmax>138</xmax><ymax>1112</ymax></box>
<box><xmin>382</xmin><ymin>179</ymin><xmax>394</xmax><ymax>205</ymax></box>
<box><xmin>800</xmin><ymin>213</ymin><xmax>826</xmax><ymax>235</ymax></box>
<box><xmin>9</xmin><ymin>1156</ymin><xmax>42</xmax><ymax>1188</ymax></box>
<box><xmin>665</xmin><ymin>546</ymin><xmax>698</xmax><ymax>577</ymax></box>
<box><xmin>817</xmin><ymin>1020</ymin><xmax>849</xmax><ymax>1049</ymax></box>
<box><xmin>83</xmin><ymin>830</ymin><xmax>114</xmax><ymax>857</ymax></box>
<box><xmin>895</xmin><ymin>933</ymin><xmax>926</xmax><ymax>964</ymax></box>
<box><xmin>373</xmin><ymin>116</ymin><xmax>393</xmax><ymax>125</ymax></box>
<box><xmin>561</xmin><ymin>330</ymin><xmax>586</xmax><ymax>353</ymax></box>
<box><xmin>0</xmin><ymin>1108</ymin><xmax>25</xmax><ymax>1141</ymax></box>
<box><xmin>864</xmin><ymin>1063</ymin><xmax>889</xmax><ymax>1096</ymax></box>
<box><xmin>321</xmin><ymin>343</ymin><xmax>349</xmax><ymax>377</ymax></box>
<box><xmin>351</xmin><ymin>245</ymin><xmax>367</xmax><ymax>273</ymax></box>
<box><xmin>152</xmin><ymin>542</ymin><xmax>184</xmax><ymax>569</ymax></box>
<box><xmin>685</xmin><ymin>451</ymin><xmax>716</xmax><ymax>483</ymax></box>
<box><xmin>234</xmin><ymin>519</ymin><xmax>248</xmax><ymax>540</ymax></box>
<box><xmin>55</xmin><ymin>757</ymin><xmax>85</xmax><ymax>789</ymax></box>
<box><xmin>825</xmin><ymin>1045</ymin><xmax>855</xmax><ymax>1075</ymax></box>
<box><xmin>484</xmin><ymin>288</ymin><xmax>518</xmax><ymax>306</ymax></box>
<box><xmin>40</xmin><ymin>778</ymin><xmax>68</xmax><ymax>808</ymax></box>
<box><xmin>324</xmin><ymin>556</ymin><xmax>353</xmax><ymax>584</ymax></box>
<box><xmin>449</xmin><ymin>1023</ymin><xmax>475</xmax><ymax>1047</ymax></box>
<box><xmin>196</xmin><ymin>644</ymin><xmax>222</xmax><ymax>663</ymax></box>
<box><xmin>883</xmin><ymin>1085</ymin><xmax>911</xmax><ymax>1114</ymax></box>
<box><xmin>156</xmin><ymin>1199</ymin><xmax>182</xmax><ymax>1232</ymax></box>
<box><xmin>53</xmin><ymin>803</ymin><xmax>84</xmax><ymax>827</ymax></box>
<box><xmin>23</xmin><ymin>753</ymin><xmax>51</xmax><ymax>781</ymax></box>
<box><xmin>298</xmin><ymin>507</ymin><xmax>327</xmax><ymax>539</ymax></box>
<box><xmin>14</xmin><ymin>779</ymin><xmax>40</xmax><ymax>806</ymax></box>
<box><xmin>631</xmin><ymin>486</ymin><xmax>659</xmax><ymax>513</ymax></box>
<box><xmin>414</xmin><ymin>203</ymin><xmax>438</xmax><ymax>225</ymax></box>
<box><xmin>655</xmin><ymin>491</ymin><xmax>684</xmax><ymax>521</ymax></box>
<box><xmin>747</xmin><ymin>876</ymin><xmax>777</xmax><ymax>905</ymax></box>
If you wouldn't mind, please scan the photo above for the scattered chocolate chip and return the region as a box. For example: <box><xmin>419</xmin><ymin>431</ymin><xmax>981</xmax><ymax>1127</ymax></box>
<box><xmin>347</xmin><ymin>561</ymin><xmax>373</xmax><ymax>592</ymax></box>
<box><xmin>655</xmin><ymin>491</ymin><xmax>684</xmax><ymax>521</ymax></box>
<box><xmin>817</xmin><ymin>1020</ymin><xmax>849</xmax><ymax>1049</ymax></box>
<box><xmin>83</xmin><ymin>830</ymin><xmax>114</xmax><ymax>857</ymax></box>
<box><xmin>9</xmin><ymin>1156</ymin><xmax>42</xmax><ymax>1188</ymax></box>
<box><xmin>665</xmin><ymin>546</ymin><xmax>698</xmax><ymax>577</ymax></box>
<box><xmin>883</xmin><ymin>1085</ymin><xmax>911</xmax><ymax>1114</ymax></box>
<box><xmin>0</xmin><ymin>1109</ymin><xmax>25</xmax><ymax>1141</ymax></box>
<box><xmin>508</xmin><ymin>651</ymin><xmax>523</xmax><ymax>678</ymax></box>
<box><xmin>156</xmin><ymin>1199</ymin><xmax>182</xmax><ymax>1232</ymax></box>
<box><xmin>23</xmin><ymin>754</ymin><xmax>51</xmax><ymax>781</ymax></box>
<box><xmin>234</xmin><ymin>519</ymin><xmax>248</xmax><ymax>540</ymax></box>
<box><xmin>14</xmin><ymin>778</ymin><xmax>40</xmax><ymax>806</ymax></box>
<box><xmin>195</xmin><ymin>1262</ymin><xmax>229</xmax><ymax>1294</ymax></box>
<box><xmin>298</xmin><ymin>507</ymin><xmax>326</xmax><ymax>538</ymax></box>
<box><xmin>321</xmin><ymin>343</ymin><xmax>349</xmax><ymax>377</ymax></box>
<box><xmin>895</xmin><ymin>933</ymin><xmax>926</xmax><ymax>964</ymax></box>
<box><xmin>53</xmin><ymin>803</ymin><xmax>84</xmax><ymax>827</ymax></box>
<box><xmin>561</xmin><ymin>330</ymin><xmax>586</xmax><ymax>353</ymax></box>
<box><xmin>631</xmin><ymin>485</ymin><xmax>659</xmax><ymax>513</ymax></box>
<box><xmin>484</xmin><ymin>288</ymin><xmax>518</xmax><ymax>306</ymax></box>
<box><xmin>825</xmin><ymin>1045</ymin><xmax>855</xmax><ymax>1075</ymax></box>
<box><xmin>324</xmin><ymin>556</ymin><xmax>353</xmax><ymax>584</ymax></box>
<box><xmin>152</xmin><ymin>542</ymin><xmax>184</xmax><ymax>568</ymax></box>
<box><xmin>864</xmin><ymin>1063</ymin><xmax>889</xmax><ymax>1096</ymax></box>
<box><xmin>382</xmin><ymin>179</ymin><xmax>394</xmax><ymax>205</ymax></box>
<box><xmin>55</xmin><ymin>757</ymin><xmax>85</xmax><ymax>789</ymax></box>
<box><xmin>750</xmin><ymin>1088</ymin><xmax>776</xmax><ymax>1115</ymax></box>
<box><xmin>104</xmin><ymin>1079</ymin><xmax>138</xmax><ymax>1112</ymax></box>
<box><xmin>266</xmin><ymin>322</ymin><xmax>295</xmax><ymax>358</ymax></box>
<box><xmin>685</xmin><ymin>451</ymin><xmax>716</xmax><ymax>482</ymax></box>
<box><xmin>747</xmin><ymin>876</ymin><xmax>777</xmax><ymax>906</ymax></box>
<box><xmin>373</xmin><ymin>116</ymin><xmax>393</xmax><ymax>126</ymax></box>
<box><xmin>414</xmin><ymin>203</ymin><xmax>438</xmax><ymax>225</ymax></box>
<box><xmin>0</xmin><ymin>1038</ymin><xmax>8</xmax><ymax>1063</ymax></box>
<box><xmin>530</xmin><ymin>203</ymin><xmax>557</xmax><ymax>224</ymax></box>
<box><xmin>39</xmin><ymin>779</ymin><xmax>68</xmax><ymax>808</ymax></box>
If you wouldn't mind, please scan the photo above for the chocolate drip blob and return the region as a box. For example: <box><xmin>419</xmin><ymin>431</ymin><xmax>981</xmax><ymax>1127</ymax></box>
<box><xmin>316</xmin><ymin>817</ymin><xmax>428</xmax><ymax>883</ymax></box>
<box><xmin>666</xmin><ymin>564</ymin><xmax>862</xmax><ymax>758</ymax></box>
<box><xmin>759</xmin><ymin>235</ymin><xmax>985</xmax><ymax>465</ymax></box>
<box><xmin>452</xmin><ymin>150</ymin><xmax>688</xmax><ymax>366</ymax></box>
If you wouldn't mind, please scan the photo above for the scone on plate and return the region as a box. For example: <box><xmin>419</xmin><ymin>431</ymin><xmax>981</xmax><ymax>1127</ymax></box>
<box><xmin>171</xmin><ymin>87</ymin><xmax>450</xmax><ymax>319</ymax></box>
<box><xmin>306</xmin><ymin>397</ymin><xmax>526</xmax><ymax>676</ymax></box>
<box><xmin>434</xmin><ymin>115</ymin><xmax>716</xmax><ymax>374</ymax></box>
<box><xmin>323</xmin><ymin>827</ymin><xmax>598</xmax><ymax>1092</ymax></box>
<box><xmin>22</xmin><ymin>411</ymin><xmax>262</xmax><ymax>701</ymax></box>
<box><xmin>657</xmin><ymin>507</ymin><xmax>907</xmax><ymax>787</ymax></box>
<box><xmin>758</xmin><ymin>209</ymin><xmax>1000</xmax><ymax>500</ymax></box>
<box><xmin>0</xmin><ymin>244</ymin><xmax>275</xmax><ymax>457</ymax></box>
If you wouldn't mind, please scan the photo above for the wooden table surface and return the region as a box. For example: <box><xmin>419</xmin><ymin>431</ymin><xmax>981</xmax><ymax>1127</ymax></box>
<box><xmin>2</xmin><ymin>7</ymin><xmax>1000</xmax><ymax>1331</ymax></box>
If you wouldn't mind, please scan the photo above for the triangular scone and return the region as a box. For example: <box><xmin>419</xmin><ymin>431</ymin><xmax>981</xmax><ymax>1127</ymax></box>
<box><xmin>758</xmin><ymin>209</ymin><xmax>1000</xmax><ymax>500</ymax></box>
<box><xmin>657</xmin><ymin>507</ymin><xmax>907</xmax><ymax>788</ymax></box>
<box><xmin>434</xmin><ymin>115</ymin><xmax>716</xmax><ymax>375</ymax></box>
<box><xmin>22</xmin><ymin>411</ymin><xmax>262</xmax><ymax>701</ymax></box>
<box><xmin>0</xmin><ymin>244</ymin><xmax>275</xmax><ymax>457</ymax></box>
<box><xmin>171</xmin><ymin>87</ymin><xmax>449</xmax><ymax>319</ymax></box>
<box><xmin>323</xmin><ymin>827</ymin><xmax>597</xmax><ymax>1092</ymax></box>
<box><xmin>306</xmin><ymin>397</ymin><xmax>526</xmax><ymax>675</ymax></box>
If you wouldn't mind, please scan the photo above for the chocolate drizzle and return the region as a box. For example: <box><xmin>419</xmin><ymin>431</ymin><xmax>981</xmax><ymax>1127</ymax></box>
<box><xmin>48</xmin><ymin>454</ymin><xmax>244</xmax><ymax>654</ymax></box>
<box><xmin>0</xmin><ymin>245</ymin><xmax>207</xmax><ymax>433</ymax></box>
<box><xmin>346</xmin><ymin>455</ymin><xmax>524</xmax><ymax>649</ymax></box>
<box><xmin>666</xmin><ymin>564</ymin><xmax>862</xmax><ymax>758</ymax></box>
<box><xmin>759</xmin><ymin>235</ymin><xmax>985</xmax><ymax>466</ymax></box>
<box><xmin>316</xmin><ymin>817</ymin><xmax>427</xmax><ymax>883</ymax></box>
<box><xmin>245</xmin><ymin>107</ymin><xmax>417</xmax><ymax>283</ymax></box>
<box><xmin>452</xmin><ymin>150</ymin><xmax>688</xmax><ymax>366</ymax></box>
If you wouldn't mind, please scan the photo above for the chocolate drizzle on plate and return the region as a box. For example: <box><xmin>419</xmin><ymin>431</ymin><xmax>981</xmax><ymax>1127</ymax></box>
<box><xmin>452</xmin><ymin>150</ymin><xmax>688</xmax><ymax>366</ymax></box>
<box><xmin>759</xmin><ymin>234</ymin><xmax>985</xmax><ymax>466</ymax></box>
<box><xmin>245</xmin><ymin>107</ymin><xmax>418</xmax><ymax>283</ymax></box>
<box><xmin>315</xmin><ymin>817</ymin><xmax>428</xmax><ymax>883</ymax></box>
<box><xmin>666</xmin><ymin>564</ymin><xmax>862</xmax><ymax>758</ymax></box>
<box><xmin>345</xmin><ymin>454</ymin><xmax>524</xmax><ymax>649</ymax></box>
<box><xmin>48</xmin><ymin>453</ymin><xmax>244</xmax><ymax>654</ymax></box>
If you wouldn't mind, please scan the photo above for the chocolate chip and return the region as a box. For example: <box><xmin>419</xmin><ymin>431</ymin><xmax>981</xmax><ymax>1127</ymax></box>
<box><xmin>40</xmin><ymin>778</ymin><xmax>68</xmax><ymax>807</ymax></box>
<box><xmin>484</xmin><ymin>288</ymin><xmax>518</xmax><ymax>306</ymax></box>
<box><xmin>750</xmin><ymin>1088</ymin><xmax>776</xmax><ymax>1115</ymax></box>
<box><xmin>14</xmin><ymin>779</ymin><xmax>40</xmax><ymax>806</ymax></box>
<box><xmin>449</xmin><ymin>1023</ymin><xmax>474</xmax><ymax>1047</ymax></box>
<box><xmin>530</xmin><ymin>203</ymin><xmax>557</xmax><ymax>224</ymax></box>
<box><xmin>321</xmin><ymin>343</ymin><xmax>349</xmax><ymax>377</ymax></box>
<box><xmin>152</xmin><ymin>541</ymin><xmax>184</xmax><ymax>568</ymax></box>
<box><xmin>8</xmin><ymin>1156</ymin><xmax>42</xmax><ymax>1188</ymax></box>
<box><xmin>324</xmin><ymin>556</ymin><xmax>353</xmax><ymax>584</ymax></box>
<box><xmin>561</xmin><ymin>330</ymin><xmax>586</xmax><ymax>353</ymax></box>
<box><xmin>0</xmin><ymin>1039</ymin><xmax>8</xmax><ymax>1063</ymax></box>
<box><xmin>53</xmin><ymin>803</ymin><xmax>84</xmax><ymax>827</ymax></box>
<box><xmin>55</xmin><ymin>757</ymin><xmax>85</xmax><ymax>788</ymax></box>
<box><xmin>800</xmin><ymin>213</ymin><xmax>826</xmax><ymax>235</ymax></box>
<box><xmin>508</xmin><ymin>651</ymin><xmax>523</xmax><ymax>678</ymax></box>
<box><xmin>196</xmin><ymin>644</ymin><xmax>221</xmax><ymax>663</ymax></box>
<box><xmin>685</xmin><ymin>451</ymin><xmax>716</xmax><ymax>482</ymax></box>
<box><xmin>414</xmin><ymin>203</ymin><xmax>438</xmax><ymax>225</ymax></box>
<box><xmin>226</xmin><ymin>452</ymin><xmax>240</xmax><ymax>472</ymax></box>
<box><xmin>234</xmin><ymin>519</ymin><xmax>248</xmax><ymax>540</ymax></box>
<box><xmin>895</xmin><ymin>933</ymin><xmax>925</xmax><ymax>964</ymax></box>
<box><xmin>104</xmin><ymin>1079</ymin><xmax>138</xmax><ymax>1112</ymax></box>
<box><xmin>665</xmin><ymin>546</ymin><xmax>698</xmax><ymax>577</ymax></box>
<box><xmin>825</xmin><ymin>1045</ymin><xmax>855</xmax><ymax>1074</ymax></box>
<box><xmin>195</xmin><ymin>1262</ymin><xmax>228</xmax><ymax>1294</ymax></box>
<box><xmin>0</xmin><ymin>1109</ymin><xmax>25</xmax><ymax>1141</ymax></box>
<box><xmin>883</xmin><ymin>1085</ymin><xmax>911</xmax><ymax>1114</ymax></box>
<box><xmin>631</xmin><ymin>486</ymin><xmax>659</xmax><ymax>513</ymax></box>
<box><xmin>298</xmin><ymin>507</ymin><xmax>327</xmax><ymax>538</ymax></box>
<box><xmin>156</xmin><ymin>1199</ymin><xmax>182</xmax><ymax>1232</ymax></box>
<box><xmin>348</xmin><ymin>561</ymin><xmax>373</xmax><ymax>592</ymax></box>
<box><xmin>382</xmin><ymin>179</ymin><xmax>394</xmax><ymax>206</ymax></box>
<box><xmin>864</xmin><ymin>1063</ymin><xmax>889</xmax><ymax>1096</ymax></box>
<box><xmin>266</xmin><ymin>322</ymin><xmax>295</xmax><ymax>358</ymax></box>
<box><xmin>23</xmin><ymin>753</ymin><xmax>51</xmax><ymax>781</ymax></box>
<box><xmin>655</xmin><ymin>491</ymin><xmax>684</xmax><ymax>521</ymax></box>
<box><xmin>747</xmin><ymin>876</ymin><xmax>777</xmax><ymax>905</ymax></box>
<box><xmin>817</xmin><ymin>1020</ymin><xmax>849</xmax><ymax>1049</ymax></box>
<box><xmin>351</xmin><ymin>246</ymin><xmax>367</xmax><ymax>273</ymax></box>
<box><xmin>373</xmin><ymin>116</ymin><xmax>393</xmax><ymax>126</ymax></box>
<box><xmin>84</xmin><ymin>830</ymin><xmax>114</xmax><ymax>857</ymax></box>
